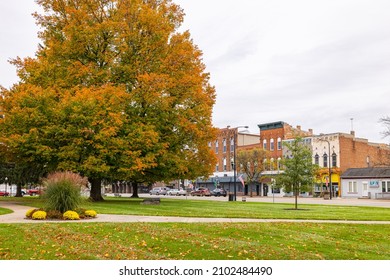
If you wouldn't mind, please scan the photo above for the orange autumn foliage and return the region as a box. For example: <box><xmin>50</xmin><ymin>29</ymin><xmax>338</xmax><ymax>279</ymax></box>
<box><xmin>1</xmin><ymin>0</ymin><xmax>217</xmax><ymax>200</ymax></box>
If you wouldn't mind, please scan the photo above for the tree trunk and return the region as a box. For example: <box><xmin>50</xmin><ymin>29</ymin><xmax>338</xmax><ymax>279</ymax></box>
<box><xmin>89</xmin><ymin>178</ymin><xmax>104</xmax><ymax>201</ymax></box>
<box><xmin>131</xmin><ymin>182</ymin><xmax>139</xmax><ymax>198</ymax></box>
<box><xmin>294</xmin><ymin>184</ymin><xmax>298</xmax><ymax>210</ymax></box>
<box><xmin>15</xmin><ymin>184</ymin><xmax>24</xmax><ymax>197</ymax></box>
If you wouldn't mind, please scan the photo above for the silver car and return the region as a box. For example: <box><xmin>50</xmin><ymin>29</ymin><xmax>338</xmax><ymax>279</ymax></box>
<box><xmin>149</xmin><ymin>187</ymin><xmax>169</xmax><ymax>195</ymax></box>
<box><xmin>167</xmin><ymin>188</ymin><xmax>187</xmax><ymax>196</ymax></box>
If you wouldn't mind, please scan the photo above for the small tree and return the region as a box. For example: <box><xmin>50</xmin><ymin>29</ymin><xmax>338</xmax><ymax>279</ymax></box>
<box><xmin>236</xmin><ymin>148</ymin><xmax>268</xmax><ymax>196</ymax></box>
<box><xmin>277</xmin><ymin>137</ymin><xmax>318</xmax><ymax>210</ymax></box>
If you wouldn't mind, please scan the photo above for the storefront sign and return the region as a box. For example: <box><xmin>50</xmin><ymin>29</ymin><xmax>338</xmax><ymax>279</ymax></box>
<box><xmin>369</xmin><ymin>180</ymin><xmax>379</xmax><ymax>188</ymax></box>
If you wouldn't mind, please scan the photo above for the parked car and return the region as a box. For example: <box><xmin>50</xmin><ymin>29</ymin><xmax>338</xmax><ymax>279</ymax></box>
<box><xmin>149</xmin><ymin>187</ymin><xmax>169</xmax><ymax>195</ymax></box>
<box><xmin>210</xmin><ymin>188</ymin><xmax>227</xmax><ymax>197</ymax></box>
<box><xmin>167</xmin><ymin>188</ymin><xmax>187</xmax><ymax>196</ymax></box>
<box><xmin>190</xmin><ymin>187</ymin><xmax>211</xmax><ymax>196</ymax></box>
<box><xmin>0</xmin><ymin>191</ymin><xmax>9</xmax><ymax>197</ymax></box>
<box><xmin>26</xmin><ymin>188</ymin><xmax>41</xmax><ymax>196</ymax></box>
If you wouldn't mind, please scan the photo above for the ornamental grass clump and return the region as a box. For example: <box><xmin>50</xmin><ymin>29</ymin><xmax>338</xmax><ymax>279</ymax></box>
<box><xmin>43</xmin><ymin>171</ymin><xmax>87</xmax><ymax>213</ymax></box>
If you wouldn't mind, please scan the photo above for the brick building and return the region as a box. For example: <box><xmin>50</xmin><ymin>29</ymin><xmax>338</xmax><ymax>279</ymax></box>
<box><xmin>195</xmin><ymin>127</ymin><xmax>260</xmax><ymax>193</ymax></box>
<box><xmin>258</xmin><ymin>121</ymin><xmax>313</xmax><ymax>169</ymax></box>
<box><xmin>211</xmin><ymin>127</ymin><xmax>260</xmax><ymax>173</ymax></box>
<box><xmin>258</xmin><ymin>121</ymin><xmax>390</xmax><ymax>197</ymax></box>
<box><xmin>312</xmin><ymin>131</ymin><xmax>390</xmax><ymax>197</ymax></box>
<box><xmin>197</xmin><ymin>121</ymin><xmax>390</xmax><ymax>198</ymax></box>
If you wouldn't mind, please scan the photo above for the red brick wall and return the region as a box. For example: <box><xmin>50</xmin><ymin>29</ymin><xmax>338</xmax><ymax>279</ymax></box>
<box><xmin>211</xmin><ymin>128</ymin><xmax>236</xmax><ymax>172</ymax></box>
<box><xmin>260</xmin><ymin>127</ymin><xmax>284</xmax><ymax>159</ymax></box>
<box><xmin>339</xmin><ymin>135</ymin><xmax>390</xmax><ymax>172</ymax></box>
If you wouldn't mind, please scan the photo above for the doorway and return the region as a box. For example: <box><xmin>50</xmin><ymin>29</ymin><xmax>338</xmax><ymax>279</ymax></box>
<box><xmin>263</xmin><ymin>184</ymin><xmax>268</xmax><ymax>196</ymax></box>
<box><xmin>362</xmin><ymin>182</ymin><xmax>368</xmax><ymax>197</ymax></box>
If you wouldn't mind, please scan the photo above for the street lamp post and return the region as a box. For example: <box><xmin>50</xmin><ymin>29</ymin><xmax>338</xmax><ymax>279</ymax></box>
<box><xmin>228</xmin><ymin>125</ymin><xmax>248</xmax><ymax>201</ymax></box>
<box><xmin>5</xmin><ymin>177</ymin><xmax>8</xmax><ymax>197</ymax></box>
<box><xmin>320</xmin><ymin>138</ymin><xmax>332</xmax><ymax>200</ymax></box>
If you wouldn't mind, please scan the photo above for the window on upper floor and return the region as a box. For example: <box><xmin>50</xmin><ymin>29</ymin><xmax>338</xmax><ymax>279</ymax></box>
<box><xmin>323</xmin><ymin>153</ymin><xmax>328</xmax><ymax>168</ymax></box>
<box><xmin>223</xmin><ymin>138</ymin><xmax>226</xmax><ymax>153</ymax></box>
<box><xmin>263</xmin><ymin>139</ymin><xmax>267</xmax><ymax>150</ymax></box>
<box><xmin>331</xmin><ymin>152</ymin><xmax>337</xmax><ymax>167</ymax></box>
<box><xmin>270</xmin><ymin>139</ymin><xmax>275</xmax><ymax>151</ymax></box>
<box><xmin>215</xmin><ymin>140</ymin><xmax>218</xmax><ymax>154</ymax></box>
<box><xmin>314</xmin><ymin>154</ymin><xmax>319</xmax><ymax>165</ymax></box>
<box><xmin>223</xmin><ymin>157</ymin><xmax>227</xmax><ymax>171</ymax></box>
<box><xmin>277</xmin><ymin>137</ymin><xmax>282</xmax><ymax>150</ymax></box>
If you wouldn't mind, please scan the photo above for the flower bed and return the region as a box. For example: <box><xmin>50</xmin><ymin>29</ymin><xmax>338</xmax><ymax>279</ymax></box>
<box><xmin>25</xmin><ymin>208</ymin><xmax>98</xmax><ymax>220</ymax></box>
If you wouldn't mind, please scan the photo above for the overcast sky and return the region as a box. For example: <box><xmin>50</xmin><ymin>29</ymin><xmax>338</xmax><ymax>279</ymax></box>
<box><xmin>1</xmin><ymin>1</ymin><xmax>390</xmax><ymax>144</ymax></box>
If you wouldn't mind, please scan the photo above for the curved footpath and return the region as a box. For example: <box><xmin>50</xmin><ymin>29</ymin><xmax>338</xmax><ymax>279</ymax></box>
<box><xmin>1</xmin><ymin>201</ymin><xmax>390</xmax><ymax>224</ymax></box>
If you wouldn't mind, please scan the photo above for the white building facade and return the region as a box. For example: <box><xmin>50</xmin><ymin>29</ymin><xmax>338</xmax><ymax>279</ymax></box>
<box><xmin>340</xmin><ymin>167</ymin><xmax>390</xmax><ymax>199</ymax></box>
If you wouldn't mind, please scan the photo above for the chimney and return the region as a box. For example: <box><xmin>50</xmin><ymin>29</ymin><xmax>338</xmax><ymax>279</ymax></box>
<box><xmin>296</xmin><ymin>125</ymin><xmax>301</xmax><ymax>130</ymax></box>
<box><xmin>308</xmin><ymin>129</ymin><xmax>313</xmax><ymax>135</ymax></box>
<box><xmin>351</xmin><ymin>131</ymin><xmax>355</xmax><ymax>137</ymax></box>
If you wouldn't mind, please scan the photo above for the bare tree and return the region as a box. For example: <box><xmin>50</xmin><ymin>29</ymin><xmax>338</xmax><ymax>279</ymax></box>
<box><xmin>380</xmin><ymin>116</ymin><xmax>390</xmax><ymax>139</ymax></box>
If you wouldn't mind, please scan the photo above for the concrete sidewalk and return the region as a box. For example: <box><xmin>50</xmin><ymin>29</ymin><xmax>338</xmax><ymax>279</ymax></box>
<box><xmin>135</xmin><ymin>193</ymin><xmax>390</xmax><ymax>208</ymax></box>
<box><xmin>1</xmin><ymin>201</ymin><xmax>390</xmax><ymax>224</ymax></box>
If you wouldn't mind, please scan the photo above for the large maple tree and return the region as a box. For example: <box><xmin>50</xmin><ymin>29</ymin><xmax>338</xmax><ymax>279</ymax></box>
<box><xmin>0</xmin><ymin>0</ymin><xmax>217</xmax><ymax>201</ymax></box>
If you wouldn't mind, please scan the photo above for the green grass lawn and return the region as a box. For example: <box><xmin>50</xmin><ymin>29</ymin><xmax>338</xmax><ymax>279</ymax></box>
<box><xmin>0</xmin><ymin>222</ymin><xmax>388</xmax><ymax>260</ymax></box>
<box><xmin>0</xmin><ymin>207</ymin><xmax>12</xmax><ymax>215</ymax></box>
<box><xmin>1</xmin><ymin>197</ymin><xmax>390</xmax><ymax>260</ymax></box>
<box><xmin>5</xmin><ymin>196</ymin><xmax>390</xmax><ymax>221</ymax></box>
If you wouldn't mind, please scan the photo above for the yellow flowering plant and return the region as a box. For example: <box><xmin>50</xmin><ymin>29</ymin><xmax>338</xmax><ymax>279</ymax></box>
<box><xmin>25</xmin><ymin>208</ymin><xmax>37</xmax><ymax>218</ymax></box>
<box><xmin>63</xmin><ymin>210</ymin><xmax>80</xmax><ymax>220</ymax></box>
<box><xmin>32</xmin><ymin>210</ymin><xmax>47</xmax><ymax>220</ymax></box>
<box><xmin>84</xmin><ymin>210</ymin><xmax>97</xmax><ymax>218</ymax></box>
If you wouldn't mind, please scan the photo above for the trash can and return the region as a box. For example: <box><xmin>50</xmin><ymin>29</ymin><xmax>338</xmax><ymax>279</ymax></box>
<box><xmin>323</xmin><ymin>191</ymin><xmax>330</xmax><ymax>200</ymax></box>
<box><xmin>228</xmin><ymin>194</ymin><xmax>235</xmax><ymax>201</ymax></box>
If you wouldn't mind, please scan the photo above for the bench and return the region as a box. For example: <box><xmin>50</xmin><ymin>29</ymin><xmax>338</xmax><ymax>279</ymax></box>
<box><xmin>142</xmin><ymin>197</ymin><xmax>161</xmax><ymax>205</ymax></box>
